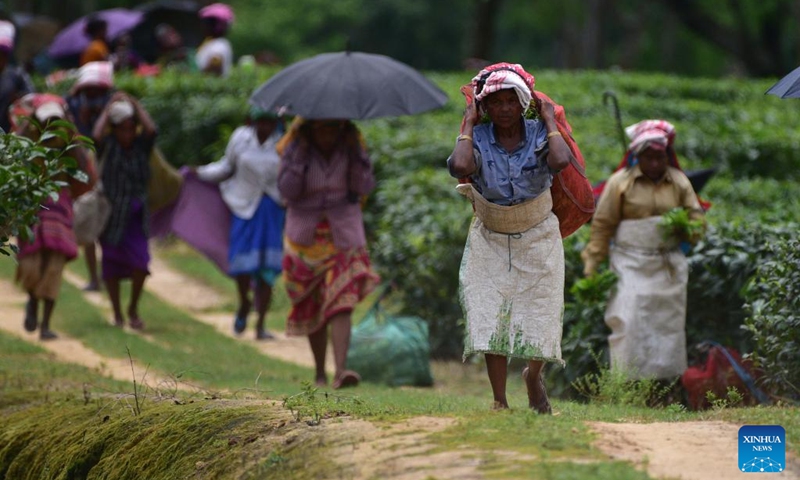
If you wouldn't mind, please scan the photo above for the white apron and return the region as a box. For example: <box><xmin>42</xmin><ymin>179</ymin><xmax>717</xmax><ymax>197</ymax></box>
<box><xmin>459</xmin><ymin>189</ymin><xmax>565</xmax><ymax>363</ymax></box>
<box><xmin>606</xmin><ymin>216</ymin><xmax>688</xmax><ymax>380</ymax></box>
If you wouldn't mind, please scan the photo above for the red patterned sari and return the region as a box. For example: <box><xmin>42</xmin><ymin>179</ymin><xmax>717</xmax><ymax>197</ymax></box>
<box><xmin>282</xmin><ymin>220</ymin><xmax>379</xmax><ymax>336</ymax></box>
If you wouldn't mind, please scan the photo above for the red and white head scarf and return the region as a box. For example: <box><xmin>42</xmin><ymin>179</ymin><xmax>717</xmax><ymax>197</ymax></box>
<box><xmin>71</xmin><ymin>61</ymin><xmax>114</xmax><ymax>94</ymax></box>
<box><xmin>472</xmin><ymin>63</ymin><xmax>534</xmax><ymax>111</ymax></box>
<box><xmin>625</xmin><ymin>119</ymin><xmax>676</xmax><ymax>155</ymax></box>
<box><xmin>199</xmin><ymin>3</ymin><xmax>235</xmax><ymax>25</ymax></box>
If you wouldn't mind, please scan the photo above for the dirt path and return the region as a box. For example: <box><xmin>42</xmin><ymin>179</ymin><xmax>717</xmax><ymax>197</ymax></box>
<box><xmin>3</xmin><ymin>252</ymin><xmax>798</xmax><ymax>479</ymax></box>
<box><xmin>146</xmin><ymin>253</ymin><xmax>335</xmax><ymax>373</ymax></box>
<box><xmin>142</xmin><ymin>252</ymin><xmax>800</xmax><ymax>480</ymax></box>
<box><xmin>590</xmin><ymin>421</ymin><xmax>799</xmax><ymax>480</ymax></box>
<box><xmin>0</xmin><ymin>277</ymin><xmax>187</xmax><ymax>393</ymax></box>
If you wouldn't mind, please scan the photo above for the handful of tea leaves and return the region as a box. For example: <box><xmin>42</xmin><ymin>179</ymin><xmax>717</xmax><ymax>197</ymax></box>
<box><xmin>659</xmin><ymin>207</ymin><xmax>704</xmax><ymax>242</ymax></box>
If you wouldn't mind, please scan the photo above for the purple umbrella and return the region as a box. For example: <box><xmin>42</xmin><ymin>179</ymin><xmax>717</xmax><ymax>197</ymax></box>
<box><xmin>47</xmin><ymin>8</ymin><xmax>144</xmax><ymax>59</ymax></box>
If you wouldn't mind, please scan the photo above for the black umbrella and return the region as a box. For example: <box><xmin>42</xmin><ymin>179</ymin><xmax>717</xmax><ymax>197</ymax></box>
<box><xmin>130</xmin><ymin>0</ymin><xmax>203</xmax><ymax>64</ymax></box>
<box><xmin>685</xmin><ymin>167</ymin><xmax>716</xmax><ymax>194</ymax></box>
<box><xmin>765</xmin><ymin>65</ymin><xmax>800</xmax><ymax>98</ymax></box>
<box><xmin>249</xmin><ymin>51</ymin><xmax>449</xmax><ymax>120</ymax></box>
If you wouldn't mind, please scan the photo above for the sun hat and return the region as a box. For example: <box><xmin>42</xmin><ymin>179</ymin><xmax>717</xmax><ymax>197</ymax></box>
<box><xmin>456</xmin><ymin>183</ymin><xmax>552</xmax><ymax>234</ymax></box>
<box><xmin>108</xmin><ymin>100</ymin><xmax>135</xmax><ymax>125</ymax></box>
<box><xmin>199</xmin><ymin>3</ymin><xmax>235</xmax><ymax>24</ymax></box>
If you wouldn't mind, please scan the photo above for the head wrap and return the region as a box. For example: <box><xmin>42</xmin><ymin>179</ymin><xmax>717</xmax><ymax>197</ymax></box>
<box><xmin>199</xmin><ymin>3</ymin><xmax>235</xmax><ymax>25</ymax></box>
<box><xmin>0</xmin><ymin>21</ymin><xmax>15</xmax><ymax>52</ymax></box>
<box><xmin>35</xmin><ymin>102</ymin><xmax>66</xmax><ymax>123</ymax></box>
<box><xmin>71</xmin><ymin>61</ymin><xmax>114</xmax><ymax>94</ymax></box>
<box><xmin>108</xmin><ymin>100</ymin><xmax>135</xmax><ymax>125</ymax></box>
<box><xmin>472</xmin><ymin>63</ymin><xmax>534</xmax><ymax>111</ymax></box>
<box><xmin>626</xmin><ymin>119</ymin><xmax>676</xmax><ymax>155</ymax></box>
<box><xmin>8</xmin><ymin>93</ymin><xmax>68</xmax><ymax>133</ymax></box>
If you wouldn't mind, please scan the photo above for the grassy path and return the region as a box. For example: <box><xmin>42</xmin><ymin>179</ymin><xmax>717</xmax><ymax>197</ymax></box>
<box><xmin>1</xmin><ymin>244</ymin><xmax>799</xmax><ymax>479</ymax></box>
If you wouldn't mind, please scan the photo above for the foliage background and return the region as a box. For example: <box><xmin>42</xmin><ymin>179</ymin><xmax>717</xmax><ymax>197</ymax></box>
<box><xmin>9</xmin><ymin>0</ymin><xmax>800</xmax><ymax>77</ymax></box>
<box><xmin>8</xmin><ymin>0</ymin><xmax>800</xmax><ymax>398</ymax></box>
<box><xmin>36</xmin><ymin>66</ymin><xmax>800</xmax><ymax>396</ymax></box>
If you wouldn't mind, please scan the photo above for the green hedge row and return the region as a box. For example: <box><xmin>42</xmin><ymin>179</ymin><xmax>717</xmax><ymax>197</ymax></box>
<box><xmin>33</xmin><ymin>67</ymin><xmax>800</xmax><ymax>369</ymax></box>
<box><xmin>36</xmin><ymin>67</ymin><xmax>800</xmax><ymax>180</ymax></box>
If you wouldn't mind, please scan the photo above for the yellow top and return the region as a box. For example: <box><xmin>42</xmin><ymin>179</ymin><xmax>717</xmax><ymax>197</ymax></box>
<box><xmin>80</xmin><ymin>40</ymin><xmax>109</xmax><ymax>66</ymax></box>
<box><xmin>581</xmin><ymin>164</ymin><xmax>705</xmax><ymax>275</ymax></box>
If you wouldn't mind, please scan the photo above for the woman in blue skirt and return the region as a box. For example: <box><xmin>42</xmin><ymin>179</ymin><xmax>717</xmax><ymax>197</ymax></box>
<box><xmin>195</xmin><ymin>107</ymin><xmax>285</xmax><ymax>340</ymax></box>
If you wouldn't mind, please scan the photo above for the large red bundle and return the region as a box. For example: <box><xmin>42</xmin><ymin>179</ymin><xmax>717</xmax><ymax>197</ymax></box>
<box><xmin>457</xmin><ymin>67</ymin><xmax>594</xmax><ymax>238</ymax></box>
<box><xmin>681</xmin><ymin>344</ymin><xmax>762</xmax><ymax>410</ymax></box>
<box><xmin>533</xmin><ymin>90</ymin><xmax>595</xmax><ymax>238</ymax></box>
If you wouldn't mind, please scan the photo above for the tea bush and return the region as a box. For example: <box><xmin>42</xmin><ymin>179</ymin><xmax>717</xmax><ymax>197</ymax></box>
<box><xmin>0</xmin><ymin>123</ymin><xmax>87</xmax><ymax>255</ymax></box>
<box><xmin>743</xmin><ymin>238</ymin><xmax>800</xmax><ymax>399</ymax></box>
<box><xmin>32</xmin><ymin>68</ymin><xmax>800</xmax><ymax>372</ymax></box>
<box><xmin>34</xmin><ymin>67</ymin><xmax>800</xmax><ymax>180</ymax></box>
<box><xmin>685</xmin><ymin>222</ymin><xmax>797</xmax><ymax>354</ymax></box>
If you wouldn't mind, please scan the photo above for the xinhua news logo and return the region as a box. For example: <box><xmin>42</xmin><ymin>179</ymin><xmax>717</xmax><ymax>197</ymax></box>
<box><xmin>739</xmin><ymin>425</ymin><xmax>786</xmax><ymax>473</ymax></box>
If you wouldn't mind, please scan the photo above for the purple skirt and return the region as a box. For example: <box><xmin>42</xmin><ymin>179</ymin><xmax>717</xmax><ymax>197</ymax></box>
<box><xmin>101</xmin><ymin>198</ymin><xmax>150</xmax><ymax>280</ymax></box>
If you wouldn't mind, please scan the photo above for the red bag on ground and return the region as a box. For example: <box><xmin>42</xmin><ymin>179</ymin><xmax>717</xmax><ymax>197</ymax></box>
<box><xmin>681</xmin><ymin>344</ymin><xmax>764</xmax><ymax>410</ymax></box>
<box><xmin>458</xmin><ymin>72</ymin><xmax>594</xmax><ymax>238</ymax></box>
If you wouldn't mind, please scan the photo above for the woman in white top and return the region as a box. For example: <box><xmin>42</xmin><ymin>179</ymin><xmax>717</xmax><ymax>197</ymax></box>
<box><xmin>195</xmin><ymin>3</ymin><xmax>234</xmax><ymax>76</ymax></box>
<box><xmin>195</xmin><ymin>107</ymin><xmax>284</xmax><ymax>339</ymax></box>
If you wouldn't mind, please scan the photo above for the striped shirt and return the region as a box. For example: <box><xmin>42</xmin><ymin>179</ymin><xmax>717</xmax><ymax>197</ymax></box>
<box><xmin>278</xmin><ymin>140</ymin><xmax>375</xmax><ymax>249</ymax></box>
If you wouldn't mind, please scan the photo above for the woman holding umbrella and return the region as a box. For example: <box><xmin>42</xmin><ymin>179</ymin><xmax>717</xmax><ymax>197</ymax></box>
<box><xmin>277</xmin><ymin>118</ymin><xmax>380</xmax><ymax>389</ymax></box>
<box><xmin>448</xmin><ymin>63</ymin><xmax>573</xmax><ymax>412</ymax></box>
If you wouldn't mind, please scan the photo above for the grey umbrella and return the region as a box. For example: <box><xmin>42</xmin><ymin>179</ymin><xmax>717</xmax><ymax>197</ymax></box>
<box><xmin>766</xmin><ymin>65</ymin><xmax>800</xmax><ymax>98</ymax></box>
<box><xmin>249</xmin><ymin>51</ymin><xmax>449</xmax><ymax>120</ymax></box>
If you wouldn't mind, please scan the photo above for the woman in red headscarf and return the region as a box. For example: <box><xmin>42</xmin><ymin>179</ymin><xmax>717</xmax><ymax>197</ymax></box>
<box><xmin>581</xmin><ymin>120</ymin><xmax>706</xmax><ymax>384</ymax></box>
<box><xmin>448</xmin><ymin>63</ymin><xmax>574</xmax><ymax>413</ymax></box>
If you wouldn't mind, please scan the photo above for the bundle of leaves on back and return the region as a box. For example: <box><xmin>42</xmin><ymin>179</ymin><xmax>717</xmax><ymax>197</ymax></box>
<box><xmin>0</xmin><ymin>120</ymin><xmax>90</xmax><ymax>256</ymax></box>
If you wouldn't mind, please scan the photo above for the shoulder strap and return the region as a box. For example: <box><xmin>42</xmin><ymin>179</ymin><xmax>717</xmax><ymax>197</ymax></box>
<box><xmin>707</xmin><ymin>341</ymin><xmax>771</xmax><ymax>405</ymax></box>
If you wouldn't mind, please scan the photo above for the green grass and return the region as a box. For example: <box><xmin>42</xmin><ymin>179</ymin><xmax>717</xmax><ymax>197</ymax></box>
<box><xmin>0</xmin><ymin>330</ymin><xmax>130</xmax><ymax>409</ymax></box>
<box><xmin>2</xmin><ymin>253</ymin><xmax>799</xmax><ymax>479</ymax></box>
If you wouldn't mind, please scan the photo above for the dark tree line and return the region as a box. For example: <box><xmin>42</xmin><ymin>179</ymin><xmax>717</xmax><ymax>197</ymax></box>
<box><xmin>8</xmin><ymin>0</ymin><xmax>799</xmax><ymax>77</ymax></box>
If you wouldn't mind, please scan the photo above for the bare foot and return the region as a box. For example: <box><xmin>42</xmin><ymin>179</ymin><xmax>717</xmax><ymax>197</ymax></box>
<box><xmin>332</xmin><ymin>370</ymin><xmax>360</xmax><ymax>389</ymax></box>
<box><xmin>128</xmin><ymin>316</ymin><xmax>145</xmax><ymax>330</ymax></box>
<box><xmin>492</xmin><ymin>400</ymin><xmax>510</xmax><ymax>410</ymax></box>
<box><xmin>83</xmin><ymin>281</ymin><xmax>100</xmax><ymax>292</ymax></box>
<box><xmin>523</xmin><ymin>367</ymin><xmax>552</xmax><ymax>415</ymax></box>
<box><xmin>315</xmin><ymin>375</ymin><xmax>328</xmax><ymax>387</ymax></box>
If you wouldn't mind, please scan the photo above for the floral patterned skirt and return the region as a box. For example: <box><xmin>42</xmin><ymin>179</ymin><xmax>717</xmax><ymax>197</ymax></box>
<box><xmin>282</xmin><ymin>221</ymin><xmax>379</xmax><ymax>336</ymax></box>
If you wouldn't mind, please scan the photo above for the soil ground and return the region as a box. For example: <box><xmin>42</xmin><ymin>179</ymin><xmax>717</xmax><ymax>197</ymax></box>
<box><xmin>0</xmin><ymin>250</ymin><xmax>797</xmax><ymax>480</ymax></box>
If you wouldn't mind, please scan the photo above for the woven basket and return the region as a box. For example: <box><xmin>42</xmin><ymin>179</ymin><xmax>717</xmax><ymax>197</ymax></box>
<box><xmin>456</xmin><ymin>184</ymin><xmax>552</xmax><ymax>234</ymax></box>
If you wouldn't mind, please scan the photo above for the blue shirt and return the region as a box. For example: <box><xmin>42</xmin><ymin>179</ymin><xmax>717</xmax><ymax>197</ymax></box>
<box><xmin>449</xmin><ymin>119</ymin><xmax>552</xmax><ymax>205</ymax></box>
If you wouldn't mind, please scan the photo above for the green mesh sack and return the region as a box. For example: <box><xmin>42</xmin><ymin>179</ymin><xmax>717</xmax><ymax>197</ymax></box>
<box><xmin>346</xmin><ymin>306</ymin><xmax>434</xmax><ymax>387</ymax></box>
